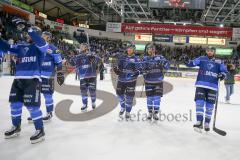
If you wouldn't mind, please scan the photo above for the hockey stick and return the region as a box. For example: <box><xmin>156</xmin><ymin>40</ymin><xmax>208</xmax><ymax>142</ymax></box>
<box><xmin>140</xmin><ymin>80</ymin><xmax>145</xmax><ymax>97</ymax></box>
<box><xmin>212</xmin><ymin>79</ymin><xmax>227</xmax><ymax>136</ymax></box>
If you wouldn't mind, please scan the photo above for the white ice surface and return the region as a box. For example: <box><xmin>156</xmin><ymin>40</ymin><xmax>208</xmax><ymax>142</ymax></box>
<box><xmin>0</xmin><ymin>74</ymin><xmax>240</xmax><ymax>160</ymax></box>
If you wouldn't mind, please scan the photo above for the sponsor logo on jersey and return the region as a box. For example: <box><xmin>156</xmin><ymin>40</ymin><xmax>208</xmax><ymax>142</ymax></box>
<box><xmin>20</xmin><ymin>56</ymin><xmax>37</xmax><ymax>63</ymax></box>
<box><xmin>42</xmin><ymin>61</ymin><xmax>52</xmax><ymax>66</ymax></box>
<box><xmin>82</xmin><ymin>64</ymin><xmax>90</xmax><ymax>69</ymax></box>
<box><xmin>47</xmin><ymin>49</ymin><xmax>53</xmax><ymax>54</ymax></box>
<box><xmin>205</xmin><ymin>71</ymin><xmax>218</xmax><ymax>78</ymax></box>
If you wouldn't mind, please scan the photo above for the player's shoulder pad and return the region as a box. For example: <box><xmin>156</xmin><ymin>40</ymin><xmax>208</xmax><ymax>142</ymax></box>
<box><xmin>142</xmin><ymin>56</ymin><xmax>149</xmax><ymax>60</ymax></box>
<box><xmin>154</xmin><ymin>55</ymin><xmax>165</xmax><ymax>60</ymax></box>
<box><xmin>195</xmin><ymin>55</ymin><xmax>207</xmax><ymax>61</ymax></box>
<box><xmin>135</xmin><ymin>55</ymin><xmax>142</xmax><ymax>60</ymax></box>
<box><xmin>118</xmin><ymin>54</ymin><xmax>126</xmax><ymax>59</ymax></box>
<box><xmin>199</xmin><ymin>55</ymin><xmax>207</xmax><ymax>59</ymax></box>
<box><xmin>77</xmin><ymin>54</ymin><xmax>84</xmax><ymax>58</ymax></box>
<box><xmin>10</xmin><ymin>44</ymin><xmax>20</xmax><ymax>49</ymax></box>
<box><xmin>49</xmin><ymin>44</ymin><xmax>58</xmax><ymax>50</ymax></box>
<box><xmin>214</xmin><ymin>58</ymin><xmax>223</xmax><ymax>64</ymax></box>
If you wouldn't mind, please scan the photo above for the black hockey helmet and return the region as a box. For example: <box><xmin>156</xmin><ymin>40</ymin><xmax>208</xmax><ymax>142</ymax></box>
<box><xmin>206</xmin><ymin>46</ymin><xmax>216</xmax><ymax>52</ymax></box>
<box><xmin>126</xmin><ymin>41</ymin><xmax>136</xmax><ymax>51</ymax></box>
<box><xmin>144</xmin><ymin>43</ymin><xmax>156</xmax><ymax>55</ymax></box>
<box><xmin>145</xmin><ymin>43</ymin><xmax>156</xmax><ymax>51</ymax></box>
<box><xmin>42</xmin><ymin>31</ymin><xmax>52</xmax><ymax>39</ymax></box>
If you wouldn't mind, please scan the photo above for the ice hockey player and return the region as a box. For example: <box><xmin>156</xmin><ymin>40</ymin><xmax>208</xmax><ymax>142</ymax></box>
<box><xmin>184</xmin><ymin>46</ymin><xmax>228</xmax><ymax>132</ymax></box>
<box><xmin>28</xmin><ymin>31</ymin><xmax>64</xmax><ymax>123</ymax></box>
<box><xmin>143</xmin><ymin>43</ymin><xmax>170</xmax><ymax>121</ymax></box>
<box><xmin>0</xmin><ymin>20</ymin><xmax>48</xmax><ymax>143</ymax></box>
<box><xmin>113</xmin><ymin>43</ymin><xmax>142</xmax><ymax>120</ymax></box>
<box><xmin>69</xmin><ymin>43</ymin><xmax>101</xmax><ymax>111</ymax></box>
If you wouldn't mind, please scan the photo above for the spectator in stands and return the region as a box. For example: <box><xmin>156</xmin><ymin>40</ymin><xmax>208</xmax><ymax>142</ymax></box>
<box><xmin>10</xmin><ymin>56</ymin><xmax>16</xmax><ymax>76</ymax></box>
<box><xmin>99</xmin><ymin>59</ymin><xmax>105</xmax><ymax>80</ymax></box>
<box><xmin>0</xmin><ymin>25</ymin><xmax>6</xmax><ymax>39</ymax></box>
<box><xmin>224</xmin><ymin>64</ymin><xmax>238</xmax><ymax>103</ymax></box>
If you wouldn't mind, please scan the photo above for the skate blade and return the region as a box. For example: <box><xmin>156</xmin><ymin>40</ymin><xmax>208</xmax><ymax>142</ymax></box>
<box><xmin>5</xmin><ymin>132</ymin><xmax>20</xmax><ymax>139</ymax></box>
<box><xmin>43</xmin><ymin>119</ymin><xmax>52</xmax><ymax>123</ymax></box>
<box><xmin>125</xmin><ymin>117</ymin><xmax>131</xmax><ymax>121</ymax></box>
<box><xmin>119</xmin><ymin>111</ymin><xmax>125</xmax><ymax>117</ymax></box>
<box><xmin>28</xmin><ymin>120</ymin><xmax>34</xmax><ymax>124</ymax></box>
<box><xmin>204</xmin><ymin>129</ymin><xmax>210</xmax><ymax>134</ymax></box>
<box><xmin>152</xmin><ymin>119</ymin><xmax>159</xmax><ymax>124</ymax></box>
<box><xmin>153</xmin><ymin>118</ymin><xmax>159</xmax><ymax>121</ymax></box>
<box><xmin>31</xmin><ymin>137</ymin><xmax>45</xmax><ymax>144</ymax></box>
<box><xmin>119</xmin><ymin>114</ymin><xmax>124</xmax><ymax>119</ymax></box>
<box><xmin>81</xmin><ymin>109</ymin><xmax>87</xmax><ymax>112</ymax></box>
<box><xmin>194</xmin><ymin>127</ymin><xmax>203</xmax><ymax>134</ymax></box>
<box><xmin>147</xmin><ymin>118</ymin><xmax>152</xmax><ymax>122</ymax></box>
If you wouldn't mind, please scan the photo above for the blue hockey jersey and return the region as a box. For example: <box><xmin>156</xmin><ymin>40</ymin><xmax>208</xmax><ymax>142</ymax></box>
<box><xmin>41</xmin><ymin>44</ymin><xmax>62</xmax><ymax>78</ymax></box>
<box><xmin>0</xmin><ymin>50</ymin><xmax>3</xmax><ymax>63</ymax></box>
<box><xmin>0</xmin><ymin>30</ymin><xmax>48</xmax><ymax>80</ymax></box>
<box><xmin>70</xmin><ymin>52</ymin><xmax>101</xmax><ymax>79</ymax></box>
<box><xmin>186</xmin><ymin>56</ymin><xmax>227</xmax><ymax>91</ymax></box>
<box><xmin>143</xmin><ymin>55</ymin><xmax>170</xmax><ymax>83</ymax></box>
<box><xmin>117</xmin><ymin>55</ymin><xmax>142</xmax><ymax>82</ymax></box>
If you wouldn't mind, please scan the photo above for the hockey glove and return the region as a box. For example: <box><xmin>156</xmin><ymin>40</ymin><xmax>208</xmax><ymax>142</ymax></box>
<box><xmin>218</xmin><ymin>72</ymin><xmax>226</xmax><ymax>81</ymax></box>
<box><xmin>57</xmin><ymin>72</ymin><xmax>65</xmax><ymax>86</ymax></box>
<box><xmin>12</xmin><ymin>17</ymin><xmax>31</xmax><ymax>32</ymax></box>
<box><xmin>156</xmin><ymin>60</ymin><xmax>167</xmax><ymax>69</ymax></box>
<box><xmin>113</xmin><ymin>67</ymin><xmax>122</xmax><ymax>75</ymax></box>
<box><xmin>89</xmin><ymin>55</ymin><xmax>96</xmax><ymax>64</ymax></box>
<box><xmin>179</xmin><ymin>55</ymin><xmax>189</xmax><ymax>65</ymax></box>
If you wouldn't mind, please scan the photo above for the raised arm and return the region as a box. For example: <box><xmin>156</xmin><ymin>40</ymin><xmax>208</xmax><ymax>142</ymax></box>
<box><xmin>0</xmin><ymin>39</ymin><xmax>19</xmax><ymax>54</ymax></box>
<box><xmin>28</xmin><ymin>28</ymin><xmax>48</xmax><ymax>53</ymax></box>
<box><xmin>185</xmin><ymin>57</ymin><xmax>201</xmax><ymax>67</ymax></box>
<box><xmin>156</xmin><ymin>56</ymin><xmax>170</xmax><ymax>70</ymax></box>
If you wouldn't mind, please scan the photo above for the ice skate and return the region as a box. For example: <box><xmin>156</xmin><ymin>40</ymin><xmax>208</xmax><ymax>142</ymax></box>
<box><xmin>204</xmin><ymin>123</ymin><xmax>210</xmax><ymax>132</ymax></box>
<box><xmin>43</xmin><ymin>112</ymin><xmax>53</xmax><ymax>123</ymax></box>
<box><xmin>30</xmin><ymin>129</ymin><xmax>45</xmax><ymax>144</ymax></box>
<box><xmin>193</xmin><ymin>121</ymin><xmax>203</xmax><ymax>133</ymax></box>
<box><xmin>125</xmin><ymin>112</ymin><xmax>131</xmax><ymax>121</ymax></box>
<box><xmin>119</xmin><ymin>108</ymin><xmax>125</xmax><ymax>117</ymax></box>
<box><xmin>81</xmin><ymin>104</ymin><xmax>88</xmax><ymax>112</ymax></box>
<box><xmin>27</xmin><ymin>117</ymin><xmax>33</xmax><ymax>123</ymax></box>
<box><xmin>153</xmin><ymin>111</ymin><xmax>159</xmax><ymax>121</ymax></box>
<box><xmin>5</xmin><ymin>125</ymin><xmax>21</xmax><ymax>139</ymax></box>
<box><xmin>147</xmin><ymin>111</ymin><xmax>153</xmax><ymax>121</ymax></box>
<box><xmin>92</xmin><ymin>103</ymin><xmax>96</xmax><ymax>110</ymax></box>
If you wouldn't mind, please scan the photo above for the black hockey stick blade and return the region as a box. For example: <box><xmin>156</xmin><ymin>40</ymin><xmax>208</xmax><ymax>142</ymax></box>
<box><xmin>213</xmin><ymin>127</ymin><xmax>227</xmax><ymax>136</ymax></box>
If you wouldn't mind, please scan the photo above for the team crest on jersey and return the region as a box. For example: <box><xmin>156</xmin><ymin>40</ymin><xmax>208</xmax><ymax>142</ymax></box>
<box><xmin>155</xmin><ymin>56</ymin><xmax>162</xmax><ymax>61</ymax></box>
<box><xmin>129</xmin><ymin>58</ymin><xmax>135</xmax><ymax>62</ymax></box>
<box><xmin>24</xmin><ymin>47</ymin><xmax>29</xmax><ymax>53</ymax></box>
<box><xmin>207</xmin><ymin>63</ymin><xmax>214</xmax><ymax>70</ymax></box>
<box><xmin>47</xmin><ymin>49</ymin><xmax>53</xmax><ymax>54</ymax></box>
